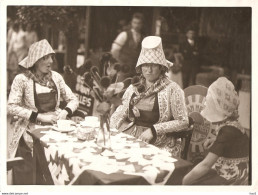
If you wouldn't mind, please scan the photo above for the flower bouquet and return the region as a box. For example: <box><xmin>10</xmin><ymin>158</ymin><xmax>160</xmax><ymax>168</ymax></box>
<box><xmin>82</xmin><ymin>53</ymin><xmax>129</xmax><ymax>150</ymax></box>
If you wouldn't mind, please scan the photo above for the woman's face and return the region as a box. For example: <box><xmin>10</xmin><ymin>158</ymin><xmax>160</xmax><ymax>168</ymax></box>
<box><xmin>141</xmin><ymin>63</ymin><xmax>162</xmax><ymax>82</ymax></box>
<box><xmin>35</xmin><ymin>54</ymin><xmax>53</xmax><ymax>74</ymax></box>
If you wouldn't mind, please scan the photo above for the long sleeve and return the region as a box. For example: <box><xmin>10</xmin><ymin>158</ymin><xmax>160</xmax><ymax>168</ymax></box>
<box><xmin>7</xmin><ymin>74</ymin><xmax>34</xmax><ymax>120</ymax></box>
<box><xmin>57</xmin><ymin>73</ymin><xmax>79</xmax><ymax>113</ymax></box>
<box><xmin>110</xmin><ymin>85</ymin><xmax>134</xmax><ymax>129</ymax></box>
<box><xmin>153</xmin><ymin>85</ymin><xmax>189</xmax><ymax>136</ymax></box>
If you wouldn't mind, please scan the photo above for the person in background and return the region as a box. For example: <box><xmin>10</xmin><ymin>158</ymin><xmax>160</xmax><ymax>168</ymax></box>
<box><xmin>7</xmin><ymin>39</ymin><xmax>79</xmax><ymax>184</ymax></box>
<box><xmin>179</xmin><ymin>26</ymin><xmax>200</xmax><ymax>89</ymax></box>
<box><xmin>7</xmin><ymin>18</ymin><xmax>14</xmax><ymax>49</ymax></box>
<box><xmin>8</xmin><ymin>23</ymin><xmax>28</xmax><ymax>63</ymax></box>
<box><xmin>116</xmin><ymin>19</ymin><xmax>130</xmax><ymax>34</ymax></box>
<box><xmin>25</xmin><ymin>24</ymin><xmax>38</xmax><ymax>48</ymax></box>
<box><xmin>110</xmin><ymin>36</ymin><xmax>189</xmax><ymax>157</ymax></box>
<box><xmin>182</xmin><ymin>77</ymin><xmax>249</xmax><ymax>185</ymax></box>
<box><xmin>111</xmin><ymin>13</ymin><xmax>144</xmax><ymax>81</ymax></box>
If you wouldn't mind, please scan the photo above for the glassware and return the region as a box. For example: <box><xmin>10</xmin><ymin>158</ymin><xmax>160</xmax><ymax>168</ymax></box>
<box><xmin>96</xmin><ymin>114</ymin><xmax>111</xmax><ymax>150</ymax></box>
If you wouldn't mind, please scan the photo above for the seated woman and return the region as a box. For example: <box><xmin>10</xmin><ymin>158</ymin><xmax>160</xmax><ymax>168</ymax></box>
<box><xmin>182</xmin><ymin>77</ymin><xmax>249</xmax><ymax>185</ymax></box>
<box><xmin>110</xmin><ymin>36</ymin><xmax>189</xmax><ymax>157</ymax></box>
<box><xmin>7</xmin><ymin>39</ymin><xmax>79</xmax><ymax>184</ymax></box>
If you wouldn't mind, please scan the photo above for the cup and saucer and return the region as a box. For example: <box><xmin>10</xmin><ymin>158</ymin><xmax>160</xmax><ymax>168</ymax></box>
<box><xmin>80</xmin><ymin>116</ymin><xmax>99</xmax><ymax>128</ymax></box>
<box><xmin>52</xmin><ymin>120</ymin><xmax>76</xmax><ymax>133</ymax></box>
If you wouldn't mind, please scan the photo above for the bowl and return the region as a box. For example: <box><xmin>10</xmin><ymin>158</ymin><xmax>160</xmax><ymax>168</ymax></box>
<box><xmin>77</xmin><ymin>126</ymin><xmax>96</xmax><ymax>141</ymax></box>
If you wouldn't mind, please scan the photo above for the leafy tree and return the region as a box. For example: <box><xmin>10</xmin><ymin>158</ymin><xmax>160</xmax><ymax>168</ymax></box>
<box><xmin>14</xmin><ymin>6</ymin><xmax>85</xmax><ymax>72</ymax></box>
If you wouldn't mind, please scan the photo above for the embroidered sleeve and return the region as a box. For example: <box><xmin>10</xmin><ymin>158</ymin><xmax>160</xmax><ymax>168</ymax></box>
<box><xmin>110</xmin><ymin>85</ymin><xmax>133</xmax><ymax>129</ymax></box>
<box><xmin>153</xmin><ymin>85</ymin><xmax>189</xmax><ymax>136</ymax></box>
<box><xmin>56</xmin><ymin>72</ymin><xmax>79</xmax><ymax>113</ymax></box>
<box><xmin>7</xmin><ymin>74</ymin><xmax>33</xmax><ymax>120</ymax></box>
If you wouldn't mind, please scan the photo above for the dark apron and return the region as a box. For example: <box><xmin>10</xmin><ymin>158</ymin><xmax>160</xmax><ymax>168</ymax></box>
<box><xmin>34</xmin><ymin>81</ymin><xmax>57</xmax><ymax>113</ymax></box>
<box><xmin>123</xmin><ymin>94</ymin><xmax>160</xmax><ymax>142</ymax></box>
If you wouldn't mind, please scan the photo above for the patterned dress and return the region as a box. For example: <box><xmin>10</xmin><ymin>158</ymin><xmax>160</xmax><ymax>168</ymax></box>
<box><xmin>8</xmin><ymin>71</ymin><xmax>79</xmax><ymax>159</ymax></box>
<box><xmin>110</xmin><ymin>78</ymin><xmax>189</xmax><ymax>157</ymax></box>
<box><xmin>193</xmin><ymin>121</ymin><xmax>249</xmax><ymax>185</ymax></box>
<box><xmin>8</xmin><ymin>71</ymin><xmax>79</xmax><ymax>184</ymax></box>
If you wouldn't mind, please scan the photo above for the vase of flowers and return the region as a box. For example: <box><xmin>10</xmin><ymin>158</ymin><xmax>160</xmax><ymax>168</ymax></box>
<box><xmin>82</xmin><ymin>54</ymin><xmax>126</xmax><ymax>150</ymax></box>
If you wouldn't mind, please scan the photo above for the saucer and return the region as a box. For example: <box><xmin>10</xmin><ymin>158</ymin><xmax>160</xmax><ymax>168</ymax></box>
<box><xmin>80</xmin><ymin>121</ymin><xmax>99</xmax><ymax>128</ymax></box>
<box><xmin>52</xmin><ymin>125</ymin><xmax>76</xmax><ymax>133</ymax></box>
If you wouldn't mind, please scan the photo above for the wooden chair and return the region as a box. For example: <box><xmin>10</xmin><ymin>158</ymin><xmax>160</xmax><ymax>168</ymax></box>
<box><xmin>183</xmin><ymin>85</ymin><xmax>210</xmax><ymax>163</ymax></box>
<box><xmin>167</xmin><ymin>85</ymin><xmax>208</xmax><ymax>160</ymax></box>
<box><xmin>7</xmin><ymin>157</ymin><xmax>25</xmax><ymax>185</ymax></box>
<box><xmin>168</xmin><ymin>117</ymin><xmax>194</xmax><ymax>160</ymax></box>
<box><xmin>7</xmin><ymin>157</ymin><xmax>24</xmax><ymax>171</ymax></box>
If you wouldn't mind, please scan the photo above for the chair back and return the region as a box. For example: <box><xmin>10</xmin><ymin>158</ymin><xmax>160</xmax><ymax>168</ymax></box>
<box><xmin>184</xmin><ymin>85</ymin><xmax>216</xmax><ymax>163</ymax></box>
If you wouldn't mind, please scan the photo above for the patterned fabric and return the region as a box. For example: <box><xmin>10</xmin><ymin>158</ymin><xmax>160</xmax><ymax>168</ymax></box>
<box><xmin>208</xmin><ymin>77</ymin><xmax>240</xmax><ymax>118</ymax></box>
<box><xmin>110</xmin><ymin>79</ymin><xmax>189</xmax><ymax>157</ymax></box>
<box><xmin>128</xmin><ymin>75</ymin><xmax>171</xmax><ymax>121</ymax></box>
<box><xmin>23</xmin><ymin>69</ymin><xmax>56</xmax><ymax>90</ymax></box>
<box><xmin>39</xmin><ymin>129</ymin><xmax>178</xmax><ymax>185</ymax></box>
<box><xmin>7</xmin><ymin>71</ymin><xmax>79</xmax><ymax>158</ymax></box>
<box><xmin>136</xmin><ymin>36</ymin><xmax>173</xmax><ymax>73</ymax></box>
<box><xmin>212</xmin><ymin>157</ymin><xmax>249</xmax><ymax>184</ymax></box>
<box><xmin>210</xmin><ymin>120</ymin><xmax>249</xmax><ymax>184</ymax></box>
<box><xmin>214</xmin><ymin>120</ymin><xmax>248</xmax><ymax>136</ymax></box>
<box><xmin>19</xmin><ymin>39</ymin><xmax>55</xmax><ymax>69</ymax></box>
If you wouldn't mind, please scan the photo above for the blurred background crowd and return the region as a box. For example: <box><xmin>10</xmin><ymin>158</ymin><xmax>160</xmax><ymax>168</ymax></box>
<box><xmin>7</xmin><ymin>6</ymin><xmax>251</xmax><ymax>129</ymax></box>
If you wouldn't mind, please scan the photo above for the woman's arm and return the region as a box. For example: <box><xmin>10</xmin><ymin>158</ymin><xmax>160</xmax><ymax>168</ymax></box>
<box><xmin>153</xmin><ymin>85</ymin><xmax>189</xmax><ymax>136</ymax></box>
<box><xmin>8</xmin><ymin>74</ymin><xmax>58</xmax><ymax>124</ymax></box>
<box><xmin>110</xmin><ymin>85</ymin><xmax>133</xmax><ymax>129</ymax></box>
<box><xmin>182</xmin><ymin>152</ymin><xmax>219</xmax><ymax>185</ymax></box>
<box><xmin>8</xmin><ymin>74</ymin><xmax>34</xmax><ymax>120</ymax></box>
<box><xmin>57</xmin><ymin>72</ymin><xmax>79</xmax><ymax>115</ymax></box>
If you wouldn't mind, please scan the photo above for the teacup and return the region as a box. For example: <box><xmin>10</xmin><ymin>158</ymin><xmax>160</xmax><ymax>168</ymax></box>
<box><xmin>83</xmin><ymin>116</ymin><xmax>99</xmax><ymax>127</ymax></box>
<box><xmin>85</xmin><ymin>116</ymin><xmax>98</xmax><ymax>123</ymax></box>
<box><xmin>57</xmin><ymin>120</ymin><xmax>72</xmax><ymax>130</ymax></box>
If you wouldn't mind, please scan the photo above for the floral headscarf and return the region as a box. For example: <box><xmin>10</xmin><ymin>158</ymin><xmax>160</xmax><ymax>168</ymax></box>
<box><xmin>209</xmin><ymin>77</ymin><xmax>239</xmax><ymax>119</ymax></box>
<box><xmin>201</xmin><ymin>77</ymin><xmax>246</xmax><ymax>134</ymax></box>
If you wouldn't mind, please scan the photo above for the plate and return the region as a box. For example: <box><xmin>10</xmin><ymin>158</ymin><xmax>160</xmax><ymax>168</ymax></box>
<box><xmin>52</xmin><ymin>125</ymin><xmax>76</xmax><ymax>133</ymax></box>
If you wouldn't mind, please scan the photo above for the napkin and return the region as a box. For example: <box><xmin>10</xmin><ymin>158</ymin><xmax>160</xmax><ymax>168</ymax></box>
<box><xmin>152</xmin><ymin>154</ymin><xmax>177</xmax><ymax>163</ymax></box>
<box><xmin>118</xmin><ymin>164</ymin><xmax>135</xmax><ymax>173</ymax></box>
<box><xmin>114</xmin><ymin>152</ymin><xmax>131</xmax><ymax>160</ymax></box>
<box><xmin>137</xmin><ymin>158</ymin><xmax>152</xmax><ymax>166</ymax></box>
<box><xmin>86</xmin><ymin>162</ymin><xmax>119</xmax><ymax>174</ymax></box>
<box><xmin>101</xmin><ymin>149</ymin><xmax>115</xmax><ymax>157</ymax></box>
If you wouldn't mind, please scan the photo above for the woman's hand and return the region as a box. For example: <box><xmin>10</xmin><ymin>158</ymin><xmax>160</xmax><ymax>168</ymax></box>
<box><xmin>139</xmin><ymin>128</ymin><xmax>153</xmax><ymax>143</ymax></box>
<box><xmin>57</xmin><ymin>110</ymin><xmax>68</xmax><ymax>120</ymax></box>
<box><xmin>203</xmin><ymin>137</ymin><xmax>216</xmax><ymax>150</ymax></box>
<box><xmin>37</xmin><ymin>113</ymin><xmax>57</xmax><ymax>124</ymax></box>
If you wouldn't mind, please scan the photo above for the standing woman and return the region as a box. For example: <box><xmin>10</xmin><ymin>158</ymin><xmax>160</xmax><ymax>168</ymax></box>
<box><xmin>7</xmin><ymin>39</ymin><xmax>79</xmax><ymax>184</ymax></box>
<box><xmin>182</xmin><ymin>77</ymin><xmax>249</xmax><ymax>185</ymax></box>
<box><xmin>110</xmin><ymin>36</ymin><xmax>189</xmax><ymax>157</ymax></box>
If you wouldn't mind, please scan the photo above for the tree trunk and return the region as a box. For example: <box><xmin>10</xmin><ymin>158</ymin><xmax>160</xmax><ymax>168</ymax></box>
<box><xmin>64</xmin><ymin>24</ymin><xmax>79</xmax><ymax>90</ymax></box>
<box><xmin>65</xmin><ymin>24</ymin><xmax>79</xmax><ymax>69</ymax></box>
